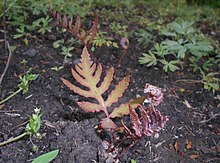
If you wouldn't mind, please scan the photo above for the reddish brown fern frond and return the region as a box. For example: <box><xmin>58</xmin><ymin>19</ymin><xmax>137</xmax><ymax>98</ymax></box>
<box><xmin>122</xmin><ymin>105</ymin><xmax>168</xmax><ymax>138</ymax></box>
<box><xmin>61</xmin><ymin>46</ymin><xmax>131</xmax><ymax>129</ymax></box>
<box><xmin>50</xmin><ymin>8</ymin><xmax>98</xmax><ymax>46</ymax></box>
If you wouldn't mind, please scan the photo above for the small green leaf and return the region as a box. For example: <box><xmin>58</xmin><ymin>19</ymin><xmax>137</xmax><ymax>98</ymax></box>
<box><xmin>160</xmin><ymin>60</ymin><xmax>180</xmax><ymax>72</ymax></box>
<box><xmin>131</xmin><ymin>159</ymin><xmax>137</xmax><ymax>163</ymax></box>
<box><xmin>177</xmin><ymin>47</ymin><xmax>187</xmax><ymax>59</ymax></box>
<box><xmin>32</xmin><ymin>150</ymin><xmax>59</xmax><ymax>163</ymax></box>
<box><xmin>139</xmin><ymin>51</ymin><xmax>157</xmax><ymax>66</ymax></box>
<box><xmin>161</xmin><ymin>31</ymin><xmax>176</xmax><ymax>37</ymax></box>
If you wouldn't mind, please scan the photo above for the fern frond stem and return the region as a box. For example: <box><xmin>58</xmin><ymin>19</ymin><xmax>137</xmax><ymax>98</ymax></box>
<box><xmin>103</xmin><ymin>106</ymin><xmax>109</xmax><ymax>117</ymax></box>
<box><xmin>85</xmin><ymin>44</ymin><xmax>98</xmax><ymax>62</ymax></box>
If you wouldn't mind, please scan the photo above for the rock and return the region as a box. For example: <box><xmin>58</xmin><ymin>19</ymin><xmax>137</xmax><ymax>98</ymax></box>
<box><xmin>47</xmin><ymin>34</ymin><xmax>57</xmax><ymax>41</ymax></box>
<box><xmin>73</xmin><ymin>58</ymin><xmax>81</xmax><ymax>65</ymax></box>
<box><xmin>23</xmin><ymin>48</ymin><xmax>38</xmax><ymax>57</ymax></box>
<box><xmin>63</xmin><ymin>58</ymin><xmax>73</xmax><ymax>66</ymax></box>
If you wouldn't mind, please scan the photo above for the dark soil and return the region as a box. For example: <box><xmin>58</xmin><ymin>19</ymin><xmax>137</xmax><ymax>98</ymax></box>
<box><xmin>0</xmin><ymin>20</ymin><xmax>220</xmax><ymax>163</ymax></box>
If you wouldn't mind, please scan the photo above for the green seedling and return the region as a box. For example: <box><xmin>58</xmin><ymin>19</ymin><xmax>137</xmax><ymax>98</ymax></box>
<box><xmin>201</xmin><ymin>72</ymin><xmax>219</xmax><ymax>93</ymax></box>
<box><xmin>0</xmin><ymin>108</ymin><xmax>41</xmax><ymax>148</ymax></box>
<box><xmin>139</xmin><ymin>43</ymin><xmax>169</xmax><ymax>67</ymax></box>
<box><xmin>110</xmin><ymin>21</ymin><xmax>128</xmax><ymax>37</ymax></box>
<box><xmin>50</xmin><ymin>66</ymin><xmax>64</xmax><ymax>71</ymax></box>
<box><xmin>13</xmin><ymin>25</ymin><xmax>30</xmax><ymax>45</ymax></box>
<box><xmin>161</xmin><ymin>21</ymin><xmax>194</xmax><ymax>39</ymax></box>
<box><xmin>92</xmin><ymin>31</ymin><xmax>118</xmax><ymax>48</ymax></box>
<box><xmin>13</xmin><ymin>25</ymin><xmax>26</xmax><ymax>39</ymax></box>
<box><xmin>32</xmin><ymin>16</ymin><xmax>52</xmax><ymax>35</ymax></box>
<box><xmin>160</xmin><ymin>59</ymin><xmax>180</xmax><ymax>72</ymax></box>
<box><xmin>0</xmin><ymin>70</ymin><xmax>38</xmax><ymax>105</ymax></box>
<box><xmin>32</xmin><ymin>149</ymin><xmax>59</xmax><ymax>163</ymax></box>
<box><xmin>52</xmin><ymin>39</ymin><xmax>64</xmax><ymax>49</ymax></box>
<box><xmin>131</xmin><ymin>159</ymin><xmax>137</xmax><ymax>163</ymax></box>
<box><xmin>135</xmin><ymin>29</ymin><xmax>153</xmax><ymax>48</ymax></box>
<box><xmin>61</xmin><ymin>46</ymin><xmax>74</xmax><ymax>59</ymax></box>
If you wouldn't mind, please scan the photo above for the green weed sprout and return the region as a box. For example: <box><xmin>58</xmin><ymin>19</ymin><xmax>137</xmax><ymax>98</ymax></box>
<box><xmin>0</xmin><ymin>70</ymin><xmax>38</xmax><ymax>105</ymax></box>
<box><xmin>0</xmin><ymin>108</ymin><xmax>41</xmax><ymax>147</ymax></box>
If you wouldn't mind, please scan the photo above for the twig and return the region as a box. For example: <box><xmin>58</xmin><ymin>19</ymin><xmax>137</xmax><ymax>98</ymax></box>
<box><xmin>200</xmin><ymin>112</ymin><xmax>220</xmax><ymax>124</ymax></box>
<box><xmin>115</xmin><ymin>48</ymin><xmax>128</xmax><ymax>78</ymax></box>
<box><xmin>184</xmin><ymin>125</ymin><xmax>195</xmax><ymax>136</ymax></box>
<box><xmin>0</xmin><ymin>0</ymin><xmax>18</xmax><ymax>18</ymax></box>
<box><xmin>118</xmin><ymin>138</ymin><xmax>139</xmax><ymax>157</ymax></box>
<box><xmin>174</xmin><ymin>79</ymin><xmax>201</xmax><ymax>84</ymax></box>
<box><xmin>10</xmin><ymin>120</ymin><xmax>28</xmax><ymax>131</ymax></box>
<box><xmin>205</xmin><ymin>157</ymin><xmax>220</xmax><ymax>163</ymax></box>
<box><xmin>3</xmin><ymin>0</ymin><xmax>7</xmax><ymax>51</ymax></box>
<box><xmin>0</xmin><ymin>41</ymin><xmax>13</xmax><ymax>85</ymax></box>
<box><xmin>0</xmin><ymin>109</ymin><xmax>22</xmax><ymax>113</ymax></box>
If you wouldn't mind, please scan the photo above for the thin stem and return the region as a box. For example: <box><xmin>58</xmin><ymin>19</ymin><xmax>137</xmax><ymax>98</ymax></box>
<box><xmin>0</xmin><ymin>41</ymin><xmax>13</xmax><ymax>85</ymax></box>
<box><xmin>0</xmin><ymin>88</ymin><xmax>22</xmax><ymax>105</ymax></box>
<box><xmin>118</xmin><ymin>138</ymin><xmax>140</xmax><ymax>158</ymax></box>
<box><xmin>174</xmin><ymin>79</ymin><xmax>201</xmax><ymax>84</ymax></box>
<box><xmin>115</xmin><ymin>48</ymin><xmax>128</xmax><ymax>77</ymax></box>
<box><xmin>114</xmin><ymin>136</ymin><xmax>128</xmax><ymax>149</ymax></box>
<box><xmin>3</xmin><ymin>0</ymin><xmax>7</xmax><ymax>51</ymax></box>
<box><xmin>0</xmin><ymin>0</ymin><xmax>18</xmax><ymax>18</ymax></box>
<box><xmin>0</xmin><ymin>132</ymin><xmax>27</xmax><ymax>147</ymax></box>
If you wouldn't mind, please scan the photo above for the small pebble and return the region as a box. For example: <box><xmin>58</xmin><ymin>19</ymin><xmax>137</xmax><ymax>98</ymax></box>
<box><xmin>47</xmin><ymin>34</ymin><xmax>57</xmax><ymax>41</ymax></box>
<box><xmin>23</xmin><ymin>48</ymin><xmax>38</xmax><ymax>57</ymax></box>
<box><xmin>73</xmin><ymin>58</ymin><xmax>81</xmax><ymax>64</ymax></box>
<box><xmin>154</xmin><ymin>133</ymin><xmax>159</xmax><ymax>139</ymax></box>
<box><xmin>63</xmin><ymin>58</ymin><xmax>73</xmax><ymax>66</ymax></box>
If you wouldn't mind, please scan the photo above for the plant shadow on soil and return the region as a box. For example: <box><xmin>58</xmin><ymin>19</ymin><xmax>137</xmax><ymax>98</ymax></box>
<box><xmin>0</xmin><ymin>34</ymin><xmax>219</xmax><ymax>163</ymax></box>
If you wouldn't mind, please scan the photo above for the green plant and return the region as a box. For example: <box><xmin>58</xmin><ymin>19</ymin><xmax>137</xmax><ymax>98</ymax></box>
<box><xmin>0</xmin><ymin>69</ymin><xmax>38</xmax><ymax>105</ymax></box>
<box><xmin>50</xmin><ymin>66</ymin><xmax>64</xmax><ymax>71</ymax></box>
<box><xmin>61</xmin><ymin>46</ymin><xmax>74</xmax><ymax>59</ymax></box>
<box><xmin>110</xmin><ymin>21</ymin><xmax>128</xmax><ymax>37</ymax></box>
<box><xmin>92</xmin><ymin>31</ymin><xmax>118</xmax><ymax>48</ymax></box>
<box><xmin>135</xmin><ymin>29</ymin><xmax>153</xmax><ymax>48</ymax></box>
<box><xmin>52</xmin><ymin>38</ymin><xmax>80</xmax><ymax>60</ymax></box>
<box><xmin>13</xmin><ymin>25</ymin><xmax>26</xmax><ymax>39</ymax></box>
<box><xmin>32</xmin><ymin>16</ymin><xmax>52</xmax><ymax>35</ymax></box>
<box><xmin>131</xmin><ymin>159</ymin><xmax>136</xmax><ymax>163</ymax></box>
<box><xmin>201</xmin><ymin>72</ymin><xmax>219</xmax><ymax>93</ymax></box>
<box><xmin>140</xmin><ymin>21</ymin><xmax>214</xmax><ymax>68</ymax></box>
<box><xmin>13</xmin><ymin>25</ymin><xmax>31</xmax><ymax>45</ymax></box>
<box><xmin>161</xmin><ymin>21</ymin><xmax>195</xmax><ymax>39</ymax></box>
<box><xmin>190</xmin><ymin>56</ymin><xmax>214</xmax><ymax>73</ymax></box>
<box><xmin>12</xmin><ymin>15</ymin><xmax>52</xmax><ymax>44</ymax></box>
<box><xmin>52</xmin><ymin>39</ymin><xmax>64</xmax><ymax>48</ymax></box>
<box><xmin>139</xmin><ymin>20</ymin><xmax>218</xmax><ymax>92</ymax></box>
<box><xmin>139</xmin><ymin>43</ymin><xmax>180</xmax><ymax>72</ymax></box>
<box><xmin>32</xmin><ymin>149</ymin><xmax>59</xmax><ymax>163</ymax></box>
<box><xmin>161</xmin><ymin>39</ymin><xmax>187</xmax><ymax>59</ymax></box>
<box><xmin>0</xmin><ymin>108</ymin><xmax>42</xmax><ymax>148</ymax></box>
